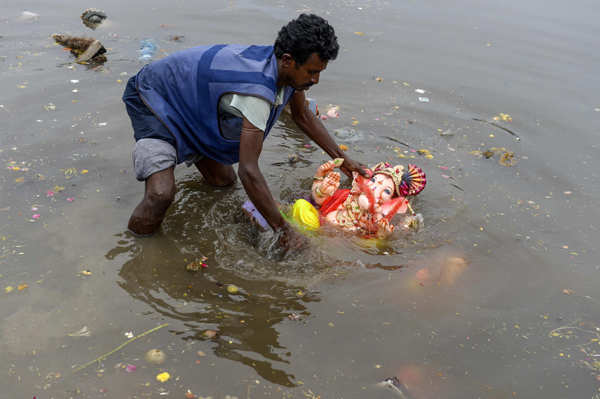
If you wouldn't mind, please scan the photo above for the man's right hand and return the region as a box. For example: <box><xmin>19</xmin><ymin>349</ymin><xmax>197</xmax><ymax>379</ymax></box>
<box><xmin>277</xmin><ymin>223</ymin><xmax>309</xmax><ymax>253</ymax></box>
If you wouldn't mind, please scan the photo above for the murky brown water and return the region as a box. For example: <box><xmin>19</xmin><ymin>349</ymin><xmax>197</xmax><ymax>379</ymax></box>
<box><xmin>1</xmin><ymin>0</ymin><xmax>600</xmax><ymax>398</ymax></box>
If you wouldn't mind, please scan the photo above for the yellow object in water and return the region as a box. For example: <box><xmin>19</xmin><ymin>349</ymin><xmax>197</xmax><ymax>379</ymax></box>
<box><xmin>291</xmin><ymin>199</ymin><xmax>320</xmax><ymax>231</ymax></box>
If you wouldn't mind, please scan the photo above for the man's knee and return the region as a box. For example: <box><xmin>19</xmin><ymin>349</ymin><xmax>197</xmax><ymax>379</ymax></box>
<box><xmin>195</xmin><ymin>159</ymin><xmax>236</xmax><ymax>187</ymax></box>
<box><xmin>146</xmin><ymin>185</ymin><xmax>176</xmax><ymax>210</ymax></box>
<box><xmin>212</xmin><ymin>170</ymin><xmax>237</xmax><ymax>187</ymax></box>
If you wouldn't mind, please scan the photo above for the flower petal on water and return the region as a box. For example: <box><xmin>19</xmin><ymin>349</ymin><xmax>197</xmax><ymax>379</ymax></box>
<box><xmin>156</xmin><ymin>371</ymin><xmax>170</xmax><ymax>383</ymax></box>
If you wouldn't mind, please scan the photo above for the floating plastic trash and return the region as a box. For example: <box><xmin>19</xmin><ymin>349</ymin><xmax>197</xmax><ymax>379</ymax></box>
<box><xmin>18</xmin><ymin>11</ymin><xmax>39</xmax><ymax>22</ymax></box>
<box><xmin>307</xmin><ymin>97</ymin><xmax>319</xmax><ymax>115</ymax></box>
<box><xmin>139</xmin><ymin>39</ymin><xmax>157</xmax><ymax>62</ymax></box>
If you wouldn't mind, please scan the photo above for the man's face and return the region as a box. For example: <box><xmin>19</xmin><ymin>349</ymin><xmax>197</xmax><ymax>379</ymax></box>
<box><xmin>288</xmin><ymin>53</ymin><xmax>328</xmax><ymax>91</ymax></box>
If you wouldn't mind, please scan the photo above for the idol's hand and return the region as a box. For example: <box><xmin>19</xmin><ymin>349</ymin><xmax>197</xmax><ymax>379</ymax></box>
<box><xmin>375</xmin><ymin>217</ymin><xmax>395</xmax><ymax>239</ymax></box>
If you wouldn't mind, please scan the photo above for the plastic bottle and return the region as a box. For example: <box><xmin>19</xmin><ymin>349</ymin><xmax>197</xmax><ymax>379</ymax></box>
<box><xmin>306</xmin><ymin>97</ymin><xmax>319</xmax><ymax>116</ymax></box>
<box><xmin>138</xmin><ymin>39</ymin><xmax>157</xmax><ymax>62</ymax></box>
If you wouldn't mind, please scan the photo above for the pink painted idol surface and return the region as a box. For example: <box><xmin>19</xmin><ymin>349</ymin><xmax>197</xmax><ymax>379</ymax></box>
<box><xmin>310</xmin><ymin>159</ymin><xmax>426</xmax><ymax>238</ymax></box>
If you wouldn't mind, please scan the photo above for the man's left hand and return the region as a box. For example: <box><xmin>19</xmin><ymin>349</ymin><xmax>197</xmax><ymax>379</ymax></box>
<box><xmin>340</xmin><ymin>156</ymin><xmax>368</xmax><ymax>178</ymax></box>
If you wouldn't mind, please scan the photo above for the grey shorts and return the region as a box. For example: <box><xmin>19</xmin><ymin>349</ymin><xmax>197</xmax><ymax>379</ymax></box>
<box><xmin>132</xmin><ymin>138</ymin><xmax>202</xmax><ymax>181</ymax></box>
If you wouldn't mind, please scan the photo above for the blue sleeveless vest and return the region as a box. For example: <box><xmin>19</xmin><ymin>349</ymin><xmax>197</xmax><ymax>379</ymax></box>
<box><xmin>135</xmin><ymin>44</ymin><xmax>295</xmax><ymax>165</ymax></box>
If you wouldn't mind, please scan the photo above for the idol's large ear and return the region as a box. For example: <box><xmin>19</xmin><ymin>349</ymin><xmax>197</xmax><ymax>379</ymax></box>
<box><xmin>382</xmin><ymin>197</ymin><xmax>408</xmax><ymax>221</ymax></box>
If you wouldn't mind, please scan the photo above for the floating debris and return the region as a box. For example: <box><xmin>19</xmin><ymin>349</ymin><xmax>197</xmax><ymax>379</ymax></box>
<box><xmin>450</xmin><ymin>183</ymin><xmax>464</xmax><ymax>191</ymax></box>
<box><xmin>68</xmin><ymin>325</ymin><xmax>91</xmax><ymax>337</ymax></box>
<box><xmin>416</xmin><ymin>149</ymin><xmax>433</xmax><ymax>159</ymax></box>
<box><xmin>145</xmin><ymin>348</ymin><xmax>166</xmax><ymax>365</ymax></box>
<box><xmin>548</xmin><ymin>322</ymin><xmax>600</xmax><ymax>377</ymax></box>
<box><xmin>493</xmin><ymin>112</ymin><xmax>512</xmax><ymax>122</ymax></box>
<box><xmin>226</xmin><ymin>284</ymin><xmax>239</xmax><ymax>294</ymax></box>
<box><xmin>73</xmin><ymin>324</ymin><xmax>169</xmax><ymax>373</ymax></box>
<box><xmin>499</xmin><ymin>151</ymin><xmax>517</xmax><ymax>167</ymax></box>
<box><xmin>385</xmin><ymin>136</ymin><xmax>410</xmax><ymax>147</ymax></box>
<box><xmin>52</xmin><ymin>34</ymin><xmax>106</xmax><ymax>64</ymax></box>
<box><xmin>375</xmin><ymin>377</ymin><xmax>411</xmax><ymax>398</ymax></box>
<box><xmin>472</xmin><ymin>147</ymin><xmax>518</xmax><ymax>166</ymax></box>
<box><xmin>156</xmin><ymin>371</ymin><xmax>170</xmax><ymax>383</ymax></box>
<box><xmin>186</xmin><ymin>256</ymin><xmax>208</xmax><ymax>271</ymax></box>
<box><xmin>18</xmin><ymin>11</ymin><xmax>39</xmax><ymax>22</ymax></box>
<box><xmin>203</xmin><ymin>329</ymin><xmax>217</xmax><ymax>339</ymax></box>
<box><xmin>81</xmin><ymin>8</ymin><xmax>107</xmax><ymax>30</ymax></box>
<box><xmin>139</xmin><ymin>39</ymin><xmax>157</xmax><ymax>62</ymax></box>
<box><xmin>326</xmin><ymin>105</ymin><xmax>340</xmax><ymax>118</ymax></box>
<box><xmin>473</xmin><ymin>117</ymin><xmax>520</xmax><ymax>140</ymax></box>
<box><xmin>288</xmin><ymin>313</ymin><xmax>301</xmax><ymax>321</ymax></box>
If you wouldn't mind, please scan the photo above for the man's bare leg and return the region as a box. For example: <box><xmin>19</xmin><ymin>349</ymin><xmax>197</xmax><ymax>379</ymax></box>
<box><xmin>128</xmin><ymin>166</ymin><xmax>176</xmax><ymax>235</ymax></box>
<box><xmin>194</xmin><ymin>157</ymin><xmax>237</xmax><ymax>187</ymax></box>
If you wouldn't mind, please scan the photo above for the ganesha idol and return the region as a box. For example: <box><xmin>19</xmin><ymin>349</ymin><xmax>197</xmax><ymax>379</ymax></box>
<box><xmin>288</xmin><ymin>159</ymin><xmax>427</xmax><ymax>239</ymax></box>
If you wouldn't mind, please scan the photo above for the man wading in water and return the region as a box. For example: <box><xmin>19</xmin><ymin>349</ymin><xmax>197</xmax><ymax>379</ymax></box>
<box><xmin>122</xmin><ymin>14</ymin><xmax>366</xmax><ymax>249</ymax></box>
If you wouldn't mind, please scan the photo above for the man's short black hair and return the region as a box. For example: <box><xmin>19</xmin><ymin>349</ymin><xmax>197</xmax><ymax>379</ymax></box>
<box><xmin>274</xmin><ymin>14</ymin><xmax>339</xmax><ymax>65</ymax></box>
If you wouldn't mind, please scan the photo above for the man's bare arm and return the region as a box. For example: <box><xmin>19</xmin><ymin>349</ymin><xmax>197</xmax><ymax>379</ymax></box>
<box><xmin>238</xmin><ymin>117</ymin><xmax>286</xmax><ymax>230</ymax></box>
<box><xmin>289</xmin><ymin>90</ymin><xmax>367</xmax><ymax>177</ymax></box>
<box><xmin>238</xmin><ymin>117</ymin><xmax>307</xmax><ymax>251</ymax></box>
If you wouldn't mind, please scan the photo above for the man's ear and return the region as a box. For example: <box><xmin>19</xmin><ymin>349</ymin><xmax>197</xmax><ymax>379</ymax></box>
<box><xmin>281</xmin><ymin>53</ymin><xmax>295</xmax><ymax>68</ymax></box>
